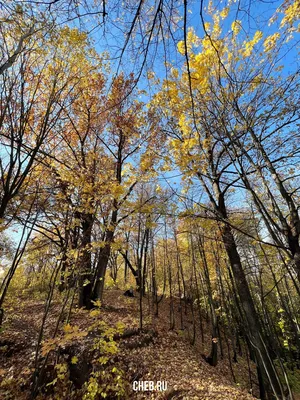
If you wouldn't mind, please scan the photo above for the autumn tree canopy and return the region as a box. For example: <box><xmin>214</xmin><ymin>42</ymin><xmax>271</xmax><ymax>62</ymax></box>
<box><xmin>0</xmin><ymin>0</ymin><xmax>299</xmax><ymax>399</ymax></box>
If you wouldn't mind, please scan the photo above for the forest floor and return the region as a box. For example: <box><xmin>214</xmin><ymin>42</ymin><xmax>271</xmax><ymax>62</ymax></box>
<box><xmin>0</xmin><ymin>289</ymin><xmax>259</xmax><ymax>399</ymax></box>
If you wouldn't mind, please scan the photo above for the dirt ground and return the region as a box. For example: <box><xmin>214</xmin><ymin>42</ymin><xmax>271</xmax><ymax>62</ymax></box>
<box><xmin>0</xmin><ymin>289</ymin><xmax>258</xmax><ymax>399</ymax></box>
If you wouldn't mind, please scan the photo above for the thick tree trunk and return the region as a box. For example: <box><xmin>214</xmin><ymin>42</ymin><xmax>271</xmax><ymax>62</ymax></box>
<box><xmin>90</xmin><ymin>202</ymin><xmax>118</xmax><ymax>302</ymax></box>
<box><xmin>91</xmin><ymin>239</ymin><xmax>113</xmax><ymax>302</ymax></box>
<box><xmin>59</xmin><ymin>221</ymin><xmax>79</xmax><ymax>292</ymax></box>
<box><xmin>89</xmin><ymin>130</ymin><xmax>124</xmax><ymax>302</ymax></box>
<box><xmin>78</xmin><ymin>214</ymin><xmax>94</xmax><ymax>309</ymax></box>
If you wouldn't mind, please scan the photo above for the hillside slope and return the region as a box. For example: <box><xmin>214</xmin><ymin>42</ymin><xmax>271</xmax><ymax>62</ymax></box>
<box><xmin>0</xmin><ymin>289</ymin><xmax>255</xmax><ymax>399</ymax></box>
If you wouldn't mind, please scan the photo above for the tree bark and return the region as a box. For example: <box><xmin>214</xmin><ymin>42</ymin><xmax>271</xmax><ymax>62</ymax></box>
<box><xmin>221</xmin><ymin>222</ymin><xmax>286</xmax><ymax>399</ymax></box>
<box><xmin>78</xmin><ymin>213</ymin><xmax>94</xmax><ymax>309</ymax></box>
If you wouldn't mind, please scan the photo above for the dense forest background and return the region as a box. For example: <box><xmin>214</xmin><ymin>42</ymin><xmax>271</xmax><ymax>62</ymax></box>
<box><xmin>0</xmin><ymin>0</ymin><xmax>299</xmax><ymax>399</ymax></box>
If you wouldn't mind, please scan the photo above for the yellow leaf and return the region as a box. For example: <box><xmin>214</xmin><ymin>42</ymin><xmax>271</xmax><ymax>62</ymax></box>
<box><xmin>220</xmin><ymin>7</ymin><xmax>229</xmax><ymax>19</ymax></box>
<box><xmin>63</xmin><ymin>323</ymin><xmax>73</xmax><ymax>333</ymax></box>
<box><xmin>71</xmin><ymin>356</ymin><xmax>78</xmax><ymax>364</ymax></box>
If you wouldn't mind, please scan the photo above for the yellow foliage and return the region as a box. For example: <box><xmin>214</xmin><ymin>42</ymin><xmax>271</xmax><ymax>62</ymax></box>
<box><xmin>220</xmin><ymin>6</ymin><xmax>230</xmax><ymax>19</ymax></box>
<box><xmin>280</xmin><ymin>0</ymin><xmax>300</xmax><ymax>28</ymax></box>
<box><xmin>264</xmin><ymin>33</ymin><xmax>281</xmax><ymax>52</ymax></box>
<box><xmin>241</xmin><ymin>31</ymin><xmax>263</xmax><ymax>57</ymax></box>
<box><xmin>231</xmin><ymin>20</ymin><xmax>241</xmax><ymax>35</ymax></box>
<box><xmin>177</xmin><ymin>41</ymin><xmax>186</xmax><ymax>55</ymax></box>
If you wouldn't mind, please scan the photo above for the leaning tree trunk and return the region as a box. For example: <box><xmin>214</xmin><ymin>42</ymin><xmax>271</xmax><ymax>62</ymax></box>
<box><xmin>91</xmin><ymin>240</ymin><xmax>112</xmax><ymax>303</ymax></box>
<box><xmin>221</xmin><ymin>221</ymin><xmax>286</xmax><ymax>399</ymax></box>
<box><xmin>120</xmin><ymin>251</ymin><xmax>141</xmax><ymax>289</ymax></box>
<box><xmin>201</xmin><ymin>167</ymin><xmax>287</xmax><ymax>399</ymax></box>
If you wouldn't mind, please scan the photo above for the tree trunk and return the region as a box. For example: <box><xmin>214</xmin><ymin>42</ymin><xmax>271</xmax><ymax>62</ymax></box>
<box><xmin>91</xmin><ymin>241</ymin><xmax>111</xmax><ymax>303</ymax></box>
<box><xmin>120</xmin><ymin>251</ymin><xmax>141</xmax><ymax>289</ymax></box>
<box><xmin>78</xmin><ymin>214</ymin><xmax>94</xmax><ymax>309</ymax></box>
<box><xmin>221</xmin><ymin>222</ymin><xmax>286</xmax><ymax>399</ymax></box>
<box><xmin>197</xmin><ymin>231</ymin><xmax>218</xmax><ymax>366</ymax></box>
